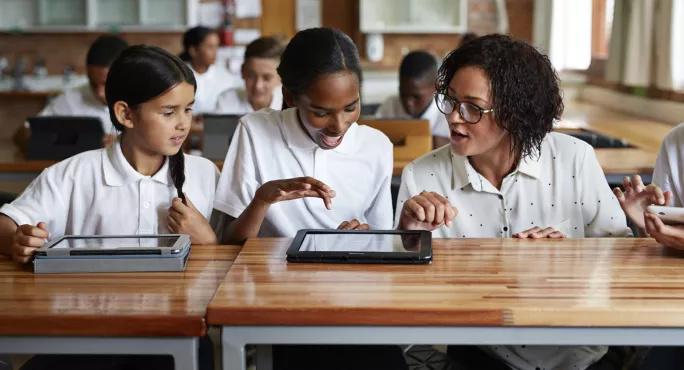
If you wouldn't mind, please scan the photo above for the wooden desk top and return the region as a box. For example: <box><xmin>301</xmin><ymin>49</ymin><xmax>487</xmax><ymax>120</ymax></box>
<box><xmin>561</xmin><ymin>103</ymin><xmax>674</xmax><ymax>153</ymax></box>
<box><xmin>208</xmin><ymin>238</ymin><xmax>684</xmax><ymax>328</ymax></box>
<box><xmin>0</xmin><ymin>245</ymin><xmax>240</xmax><ymax>337</ymax></box>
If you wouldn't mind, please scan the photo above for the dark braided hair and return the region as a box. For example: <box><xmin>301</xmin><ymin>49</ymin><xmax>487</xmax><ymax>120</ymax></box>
<box><xmin>105</xmin><ymin>45</ymin><xmax>196</xmax><ymax>201</ymax></box>
<box><xmin>278</xmin><ymin>27</ymin><xmax>362</xmax><ymax>110</ymax></box>
<box><xmin>436</xmin><ymin>34</ymin><xmax>563</xmax><ymax>161</ymax></box>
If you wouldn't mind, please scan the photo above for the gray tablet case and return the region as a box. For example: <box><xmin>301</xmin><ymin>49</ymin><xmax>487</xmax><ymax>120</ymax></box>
<box><xmin>34</xmin><ymin>247</ymin><xmax>191</xmax><ymax>274</ymax></box>
<box><xmin>33</xmin><ymin>235</ymin><xmax>191</xmax><ymax>274</ymax></box>
<box><xmin>202</xmin><ymin>114</ymin><xmax>241</xmax><ymax>160</ymax></box>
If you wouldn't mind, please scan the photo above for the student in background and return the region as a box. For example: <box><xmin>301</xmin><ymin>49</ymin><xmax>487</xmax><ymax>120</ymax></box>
<box><xmin>12</xmin><ymin>35</ymin><xmax>129</xmax><ymax>149</ymax></box>
<box><xmin>180</xmin><ymin>26</ymin><xmax>241</xmax><ymax>114</ymax></box>
<box><xmin>213</xmin><ymin>27</ymin><xmax>406</xmax><ymax>370</ymax></box>
<box><xmin>215</xmin><ymin>36</ymin><xmax>284</xmax><ymax>114</ymax></box>
<box><xmin>0</xmin><ymin>45</ymin><xmax>217</xmax><ymax>370</ymax></box>
<box><xmin>376</xmin><ymin>50</ymin><xmax>451</xmax><ymax>148</ymax></box>
<box><xmin>395</xmin><ymin>34</ymin><xmax>630</xmax><ymax>370</ymax></box>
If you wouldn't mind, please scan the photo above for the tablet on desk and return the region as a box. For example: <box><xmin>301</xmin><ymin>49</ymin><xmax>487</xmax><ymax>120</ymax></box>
<box><xmin>287</xmin><ymin>230</ymin><xmax>432</xmax><ymax>264</ymax></box>
<box><xmin>35</xmin><ymin>234</ymin><xmax>190</xmax><ymax>257</ymax></box>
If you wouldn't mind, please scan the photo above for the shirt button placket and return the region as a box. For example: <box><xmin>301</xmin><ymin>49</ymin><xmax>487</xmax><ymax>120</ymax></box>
<box><xmin>499</xmin><ymin>194</ymin><xmax>510</xmax><ymax>236</ymax></box>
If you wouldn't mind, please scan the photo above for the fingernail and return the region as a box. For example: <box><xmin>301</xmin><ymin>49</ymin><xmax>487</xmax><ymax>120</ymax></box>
<box><xmin>446</xmin><ymin>220</ymin><xmax>452</xmax><ymax>227</ymax></box>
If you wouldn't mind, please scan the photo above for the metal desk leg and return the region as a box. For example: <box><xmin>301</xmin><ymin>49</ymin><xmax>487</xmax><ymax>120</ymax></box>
<box><xmin>221</xmin><ymin>327</ymin><xmax>247</xmax><ymax>370</ymax></box>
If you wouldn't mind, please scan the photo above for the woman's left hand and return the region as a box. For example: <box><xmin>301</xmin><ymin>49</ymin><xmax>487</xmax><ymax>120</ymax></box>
<box><xmin>643</xmin><ymin>212</ymin><xmax>684</xmax><ymax>249</ymax></box>
<box><xmin>168</xmin><ymin>194</ymin><xmax>218</xmax><ymax>245</ymax></box>
<box><xmin>513</xmin><ymin>226</ymin><xmax>566</xmax><ymax>239</ymax></box>
<box><xmin>337</xmin><ymin>219</ymin><xmax>370</xmax><ymax>230</ymax></box>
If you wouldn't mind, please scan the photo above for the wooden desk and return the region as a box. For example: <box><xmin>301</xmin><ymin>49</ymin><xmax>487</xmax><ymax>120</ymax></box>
<box><xmin>209</xmin><ymin>237</ymin><xmax>684</xmax><ymax>370</ymax></box>
<box><xmin>561</xmin><ymin>103</ymin><xmax>674</xmax><ymax>153</ymax></box>
<box><xmin>0</xmin><ymin>103</ymin><xmax>674</xmax><ymax>185</ymax></box>
<box><xmin>0</xmin><ymin>245</ymin><xmax>240</xmax><ymax>369</ymax></box>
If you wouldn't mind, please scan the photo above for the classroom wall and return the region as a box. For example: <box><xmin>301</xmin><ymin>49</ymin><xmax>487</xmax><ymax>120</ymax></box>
<box><xmin>0</xmin><ymin>0</ymin><xmax>534</xmax><ymax>74</ymax></box>
<box><xmin>320</xmin><ymin>0</ymin><xmax>534</xmax><ymax>70</ymax></box>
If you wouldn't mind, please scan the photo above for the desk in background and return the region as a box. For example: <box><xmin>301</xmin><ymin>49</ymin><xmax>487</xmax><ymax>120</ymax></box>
<box><xmin>0</xmin><ymin>245</ymin><xmax>240</xmax><ymax>370</ymax></box>
<box><xmin>209</xmin><ymin>237</ymin><xmax>684</xmax><ymax>370</ymax></box>
<box><xmin>0</xmin><ymin>103</ymin><xmax>675</xmax><ymax>190</ymax></box>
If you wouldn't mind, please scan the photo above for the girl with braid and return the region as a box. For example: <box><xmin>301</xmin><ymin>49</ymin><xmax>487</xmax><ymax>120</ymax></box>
<box><xmin>0</xmin><ymin>45</ymin><xmax>220</xmax><ymax>265</ymax></box>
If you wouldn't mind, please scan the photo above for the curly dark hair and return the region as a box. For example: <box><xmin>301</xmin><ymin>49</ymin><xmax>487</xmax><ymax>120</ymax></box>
<box><xmin>436</xmin><ymin>34</ymin><xmax>563</xmax><ymax>160</ymax></box>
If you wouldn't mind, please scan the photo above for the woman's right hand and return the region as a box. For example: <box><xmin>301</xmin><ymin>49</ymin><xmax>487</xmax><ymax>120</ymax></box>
<box><xmin>254</xmin><ymin>177</ymin><xmax>336</xmax><ymax>210</ymax></box>
<box><xmin>398</xmin><ymin>191</ymin><xmax>458</xmax><ymax>231</ymax></box>
<box><xmin>12</xmin><ymin>222</ymin><xmax>49</xmax><ymax>265</ymax></box>
<box><xmin>613</xmin><ymin>175</ymin><xmax>671</xmax><ymax>230</ymax></box>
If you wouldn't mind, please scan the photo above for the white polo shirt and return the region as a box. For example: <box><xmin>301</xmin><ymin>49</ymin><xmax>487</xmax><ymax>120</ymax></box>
<box><xmin>652</xmin><ymin>122</ymin><xmax>684</xmax><ymax>206</ymax></box>
<box><xmin>213</xmin><ymin>108</ymin><xmax>394</xmax><ymax>237</ymax></box>
<box><xmin>395</xmin><ymin>132</ymin><xmax>631</xmax><ymax>370</ymax></box>
<box><xmin>0</xmin><ymin>137</ymin><xmax>219</xmax><ymax>238</ymax></box>
<box><xmin>189</xmin><ymin>64</ymin><xmax>243</xmax><ymax>114</ymax></box>
<box><xmin>32</xmin><ymin>83</ymin><xmax>114</xmax><ymax>134</ymax></box>
<box><xmin>215</xmin><ymin>87</ymin><xmax>283</xmax><ymax>114</ymax></box>
<box><xmin>375</xmin><ymin>95</ymin><xmax>451</xmax><ymax>138</ymax></box>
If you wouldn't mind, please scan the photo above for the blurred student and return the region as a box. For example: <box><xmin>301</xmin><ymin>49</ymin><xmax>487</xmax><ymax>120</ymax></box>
<box><xmin>180</xmin><ymin>26</ymin><xmax>241</xmax><ymax>114</ymax></box>
<box><xmin>376</xmin><ymin>51</ymin><xmax>451</xmax><ymax>148</ymax></box>
<box><xmin>13</xmin><ymin>35</ymin><xmax>129</xmax><ymax>149</ymax></box>
<box><xmin>215</xmin><ymin>36</ymin><xmax>284</xmax><ymax>114</ymax></box>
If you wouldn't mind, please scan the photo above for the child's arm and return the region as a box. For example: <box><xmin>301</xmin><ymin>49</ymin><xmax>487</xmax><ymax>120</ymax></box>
<box><xmin>0</xmin><ymin>214</ymin><xmax>17</xmax><ymax>257</ymax></box>
<box><xmin>219</xmin><ymin>177</ymin><xmax>336</xmax><ymax>245</ymax></box>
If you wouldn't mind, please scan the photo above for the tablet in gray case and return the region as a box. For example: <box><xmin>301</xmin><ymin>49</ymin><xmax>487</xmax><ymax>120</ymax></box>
<box><xmin>33</xmin><ymin>235</ymin><xmax>191</xmax><ymax>274</ymax></box>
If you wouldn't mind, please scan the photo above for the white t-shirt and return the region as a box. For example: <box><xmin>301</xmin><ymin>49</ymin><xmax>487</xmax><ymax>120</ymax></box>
<box><xmin>215</xmin><ymin>87</ymin><xmax>283</xmax><ymax>114</ymax></box>
<box><xmin>213</xmin><ymin>108</ymin><xmax>394</xmax><ymax>237</ymax></box>
<box><xmin>31</xmin><ymin>83</ymin><xmax>114</xmax><ymax>134</ymax></box>
<box><xmin>652</xmin><ymin>122</ymin><xmax>684</xmax><ymax>206</ymax></box>
<box><xmin>375</xmin><ymin>95</ymin><xmax>451</xmax><ymax>138</ymax></box>
<box><xmin>395</xmin><ymin>132</ymin><xmax>631</xmax><ymax>370</ymax></box>
<box><xmin>0</xmin><ymin>137</ymin><xmax>219</xmax><ymax>238</ymax></box>
<box><xmin>189</xmin><ymin>64</ymin><xmax>242</xmax><ymax>114</ymax></box>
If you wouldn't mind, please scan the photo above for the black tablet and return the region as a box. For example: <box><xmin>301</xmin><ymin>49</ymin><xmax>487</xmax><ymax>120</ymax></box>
<box><xmin>286</xmin><ymin>230</ymin><xmax>432</xmax><ymax>264</ymax></box>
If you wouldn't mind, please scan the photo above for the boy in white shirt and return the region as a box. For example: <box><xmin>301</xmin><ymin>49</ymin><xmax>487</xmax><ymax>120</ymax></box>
<box><xmin>215</xmin><ymin>36</ymin><xmax>284</xmax><ymax>114</ymax></box>
<box><xmin>376</xmin><ymin>50</ymin><xmax>451</xmax><ymax>148</ymax></box>
<box><xmin>13</xmin><ymin>35</ymin><xmax>129</xmax><ymax>149</ymax></box>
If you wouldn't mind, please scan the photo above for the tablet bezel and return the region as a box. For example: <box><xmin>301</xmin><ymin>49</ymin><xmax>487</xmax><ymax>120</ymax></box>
<box><xmin>286</xmin><ymin>229</ymin><xmax>432</xmax><ymax>264</ymax></box>
<box><xmin>34</xmin><ymin>234</ymin><xmax>191</xmax><ymax>257</ymax></box>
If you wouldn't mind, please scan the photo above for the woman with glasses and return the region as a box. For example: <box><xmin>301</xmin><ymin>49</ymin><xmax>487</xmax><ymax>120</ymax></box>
<box><xmin>395</xmin><ymin>34</ymin><xmax>631</xmax><ymax>370</ymax></box>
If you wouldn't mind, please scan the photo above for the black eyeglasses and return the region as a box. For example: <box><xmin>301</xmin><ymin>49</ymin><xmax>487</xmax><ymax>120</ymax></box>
<box><xmin>434</xmin><ymin>92</ymin><xmax>494</xmax><ymax>124</ymax></box>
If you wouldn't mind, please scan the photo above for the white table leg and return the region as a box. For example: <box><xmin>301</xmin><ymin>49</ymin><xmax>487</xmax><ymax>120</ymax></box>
<box><xmin>221</xmin><ymin>327</ymin><xmax>247</xmax><ymax>370</ymax></box>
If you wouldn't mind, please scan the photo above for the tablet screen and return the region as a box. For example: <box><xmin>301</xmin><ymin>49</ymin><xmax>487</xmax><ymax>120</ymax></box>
<box><xmin>298</xmin><ymin>233</ymin><xmax>422</xmax><ymax>253</ymax></box>
<box><xmin>49</xmin><ymin>236</ymin><xmax>179</xmax><ymax>249</ymax></box>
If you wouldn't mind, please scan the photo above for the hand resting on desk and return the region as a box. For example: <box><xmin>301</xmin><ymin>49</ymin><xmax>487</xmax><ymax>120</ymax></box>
<box><xmin>513</xmin><ymin>226</ymin><xmax>565</xmax><ymax>239</ymax></box>
<box><xmin>337</xmin><ymin>219</ymin><xmax>370</xmax><ymax>230</ymax></box>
